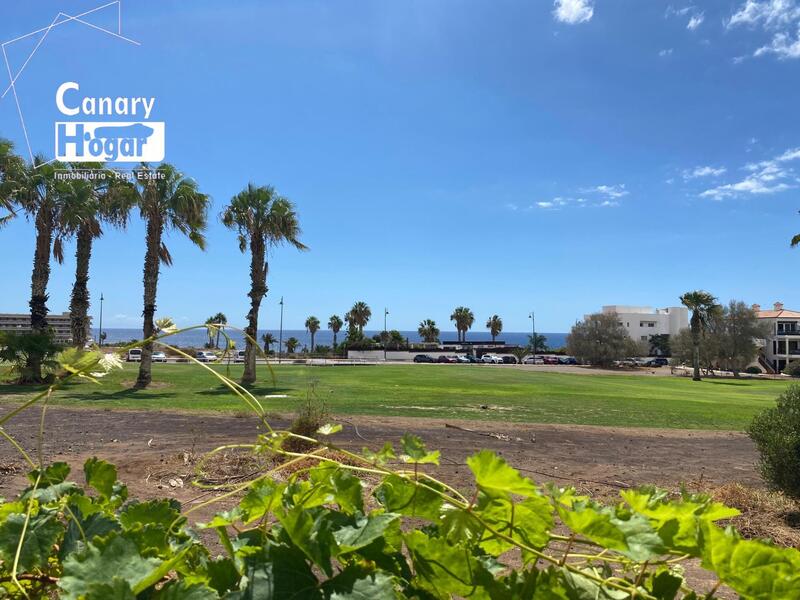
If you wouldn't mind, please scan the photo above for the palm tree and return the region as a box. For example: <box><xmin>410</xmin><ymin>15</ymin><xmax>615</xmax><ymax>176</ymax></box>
<box><xmin>8</xmin><ymin>156</ymin><xmax>64</xmax><ymax>382</ymax></box>
<box><xmin>347</xmin><ymin>301</ymin><xmax>371</xmax><ymax>334</ymax></box>
<box><xmin>0</xmin><ymin>138</ymin><xmax>22</xmax><ymax>225</ymax></box>
<box><xmin>209</xmin><ymin>312</ymin><xmax>227</xmax><ymax>348</ymax></box>
<box><xmin>285</xmin><ymin>336</ymin><xmax>300</xmax><ymax>354</ymax></box>
<box><xmin>328</xmin><ymin>315</ymin><xmax>343</xmax><ymax>347</ymax></box>
<box><xmin>418</xmin><ymin>319</ymin><xmax>440</xmax><ymax>343</ymax></box>
<box><xmin>305</xmin><ymin>315</ymin><xmax>320</xmax><ymax>352</ymax></box>
<box><xmin>528</xmin><ymin>333</ymin><xmax>548</xmax><ymax>353</ymax></box>
<box><xmin>680</xmin><ymin>290</ymin><xmax>720</xmax><ymax>381</ymax></box>
<box><xmin>486</xmin><ymin>314</ymin><xmax>503</xmax><ymax>342</ymax></box>
<box><xmin>261</xmin><ymin>332</ymin><xmax>276</xmax><ymax>353</ymax></box>
<box><xmin>450</xmin><ymin>306</ymin><xmax>475</xmax><ymax>342</ymax></box>
<box><xmin>221</xmin><ymin>183</ymin><xmax>306</xmax><ymax>385</ymax></box>
<box><xmin>133</xmin><ymin>163</ymin><xmax>210</xmax><ymax>389</ymax></box>
<box><xmin>54</xmin><ymin>164</ymin><xmax>132</xmax><ymax>348</ymax></box>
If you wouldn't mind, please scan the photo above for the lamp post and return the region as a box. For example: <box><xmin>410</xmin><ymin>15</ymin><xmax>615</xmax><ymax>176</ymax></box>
<box><xmin>98</xmin><ymin>293</ymin><xmax>104</xmax><ymax>347</ymax></box>
<box><xmin>529</xmin><ymin>311</ymin><xmax>536</xmax><ymax>357</ymax></box>
<box><xmin>383</xmin><ymin>308</ymin><xmax>389</xmax><ymax>361</ymax></box>
<box><xmin>278</xmin><ymin>296</ymin><xmax>284</xmax><ymax>364</ymax></box>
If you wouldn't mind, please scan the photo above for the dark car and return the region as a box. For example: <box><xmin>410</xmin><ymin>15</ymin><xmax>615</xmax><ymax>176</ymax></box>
<box><xmin>543</xmin><ymin>355</ymin><xmax>559</xmax><ymax>365</ymax></box>
<box><xmin>651</xmin><ymin>357</ymin><xmax>669</xmax><ymax>366</ymax></box>
<box><xmin>413</xmin><ymin>354</ymin><xmax>435</xmax><ymax>363</ymax></box>
<box><xmin>558</xmin><ymin>356</ymin><xmax>577</xmax><ymax>365</ymax></box>
<box><xmin>501</xmin><ymin>355</ymin><xmax>517</xmax><ymax>364</ymax></box>
<box><xmin>464</xmin><ymin>355</ymin><xmax>481</xmax><ymax>363</ymax></box>
<box><xmin>437</xmin><ymin>355</ymin><xmax>456</xmax><ymax>363</ymax></box>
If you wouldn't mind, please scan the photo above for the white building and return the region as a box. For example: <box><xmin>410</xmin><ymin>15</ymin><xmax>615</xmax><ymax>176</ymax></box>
<box><xmin>754</xmin><ymin>302</ymin><xmax>800</xmax><ymax>373</ymax></box>
<box><xmin>597</xmin><ymin>305</ymin><xmax>689</xmax><ymax>344</ymax></box>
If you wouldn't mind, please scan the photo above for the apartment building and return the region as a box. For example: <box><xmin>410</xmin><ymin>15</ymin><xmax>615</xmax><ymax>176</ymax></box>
<box><xmin>754</xmin><ymin>302</ymin><xmax>800</xmax><ymax>373</ymax></box>
<box><xmin>0</xmin><ymin>312</ymin><xmax>89</xmax><ymax>345</ymax></box>
<box><xmin>598</xmin><ymin>305</ymin><xmax>689</xmax><ymax>343</ymax></box>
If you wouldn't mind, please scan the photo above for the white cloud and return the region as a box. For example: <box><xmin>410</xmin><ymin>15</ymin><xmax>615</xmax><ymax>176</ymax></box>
<box><xmin>755</xmin><ymin>27</ymin><xmax>800</xmax><ymax>57</ymax></box>
<box><xmin>505</xmin><ymin>202</ymin><xmax>519</xmax><ymax>211</ymax></box>
<box><xmin>582</xmin><ymin>184</ymin><xmax>629</xmax><ymax>199</ymax></box>
<box><xmin>700</xmin><ymin>145</ymin><xmax>800</xmax><ymax>199</ymax></box>
<box><xmin>553</xmin><ymin>0</ymin><xmax>594</xmax><ymax>24</ymax></box>
<box><xmin>659</xmin><ymin>48</ymin><xmax>674</xmax><ymax>57</ymax></box>
<box><xmin>728</xmin><ymin>1</ymin><xmax>800</xmax><ymax>59</ymax></box>
<box><xmin>535</xmin><ymin>193</ymin><xmax>621</xmax><ymax>209</ymax></box>
<box><xmin>598</xmin><ymin>200</ymin><xmax>619</xmax><ymax>207</ymax></box>
<box><xmin>683</xmin><ymin>165</ymin><xmax>727</xmax><ymax>179</ymax></box>
<box><xmin>728</xmin><ymin>0</ymin><xmax>800</xmax><ymax>28</ymax></box>
<box><xmin>537</xmin><ymin>201</ymin><xmax>555</xmax><ymax>208</ymax></box>
<box><xmin>687</xmin><ymin>12</ymin><xmax>705</xmax><ymax>29</ymax></box>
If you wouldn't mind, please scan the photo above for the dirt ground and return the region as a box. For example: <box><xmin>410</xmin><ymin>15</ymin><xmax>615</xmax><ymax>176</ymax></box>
<box><xmin>0</xmin><ymin>405</ymin><xmax>759</xmax><ymax>509</ymax></box>
<box><xmin>0</xmin><ymin>406</ymin><xmax>767</xmax><ymax>597</ymax></box>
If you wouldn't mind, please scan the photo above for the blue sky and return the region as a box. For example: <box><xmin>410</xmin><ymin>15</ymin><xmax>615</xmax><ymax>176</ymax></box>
<box><xmin>0</xmin><ymin>0</ymin><xmax>798</xmax><ymax>333</ymax></box>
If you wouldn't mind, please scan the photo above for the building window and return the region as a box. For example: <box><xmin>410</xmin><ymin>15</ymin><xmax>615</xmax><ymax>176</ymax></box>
<box><xmin>641</xmin><ymin>336</ymin><xmax>648</xmax><ymax>341</ymax></box>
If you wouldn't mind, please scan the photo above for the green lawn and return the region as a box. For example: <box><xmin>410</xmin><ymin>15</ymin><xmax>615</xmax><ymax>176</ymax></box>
<box><xmin>0</xmin><ymin>364</ymin><xmax>793</xmax><ymax>430</ymax></box>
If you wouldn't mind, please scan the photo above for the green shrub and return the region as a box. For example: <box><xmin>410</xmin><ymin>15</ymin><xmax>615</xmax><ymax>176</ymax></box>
<box><xmin>747</xmin><ymin>384</ymin><xmax>800</xmax><ymax>498</ymax></box>
<box><xmin>783</xmin><ymin>361</ymin><xmax>800</xmax><ymax>377</ymax></box>
<box><xmin>745</xmin><ymin>366</ymin><xmax>761</xmax><ymax>374</ymax></box>
<box><xmin>0</xmin><ymin>331</ymin><xmax>62</xmax><ymax>384</ymax></box>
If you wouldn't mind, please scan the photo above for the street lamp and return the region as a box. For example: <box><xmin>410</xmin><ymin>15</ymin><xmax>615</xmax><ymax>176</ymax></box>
<box><xmin>278</xmin><ymin>296</ymin><xmax>284</xmax><ymax>365</ymax></box>
<box><xmin>384</xmin><ymin>308</ymin><xmax>389</xmax><ymax>361</ymax></box>
<box><xmin>529</xmin><ymin>311</ymin><xmax>536</xmax><ymax>357</ymax></box>
<box><xmin>98</xmin><ymin>293</ymin><xmax>104</xmax><ymax>347</ymax></box>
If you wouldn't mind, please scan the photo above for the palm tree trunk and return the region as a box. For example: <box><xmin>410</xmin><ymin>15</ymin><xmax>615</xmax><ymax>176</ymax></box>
<box><xmin>333</xmin><ymin>332</ymin><xmax>338</xmax><ymax>347</ymax></box>
<box><xmin>311</xmin><ymin>332</ymin><xmax>315</xmax><ymax>353</ymax></box>
<box><xmin>69</xmin><ymin>225</ymin><xmax>92</xmax><ymax>348</ymax></box>
<box><xmin>243</xmin><ymin>236</ymin><xmax>266</xmax><ymax>385</ymax></box>
<box><xmin>25</xmin><ymin>205</ymin><xmax>53</xmax><ymax>383</ymax></box>
<box><xmin>135</xmin><ymin>217</ymin><xmax>163</xmax><ymax>389</ymax></box>
<box><xmin>691</xmin><ymin>318</ymin><xmax>701</xmax><ymax>382</ymax></box>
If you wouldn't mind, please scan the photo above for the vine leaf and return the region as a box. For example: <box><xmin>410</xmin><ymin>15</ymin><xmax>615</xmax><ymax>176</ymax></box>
<box><xmin>333</xmin><ymin>513</ymin><xmax>400</xmax><ymax>553</ymax></box>
<box><xmin>0</xmin><ymin>512</ymin><xmax>64</xmax><ymax>571</ymax></box>
<box><xmin>399</xmin><ymin>433</ymin><xmax>440</xmax><ymax>465</ymax></box>
<box><xmin>467</xmin><ymin>450</ymin><xmax>540</xmax><ymax>498</ymax></box>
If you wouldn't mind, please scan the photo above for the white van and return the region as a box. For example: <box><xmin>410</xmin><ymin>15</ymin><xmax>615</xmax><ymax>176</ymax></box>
<box><xmin>127</xmin><ymin>348</ymin><xmax>142</xmax><ymax>362</ymax></box>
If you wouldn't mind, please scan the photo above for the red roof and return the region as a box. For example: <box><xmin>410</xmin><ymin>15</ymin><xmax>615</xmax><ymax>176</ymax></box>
<box><xmin>757</xmin><ymin>309</ymin><xmax>800</xmax><ymax>319</ymax></box>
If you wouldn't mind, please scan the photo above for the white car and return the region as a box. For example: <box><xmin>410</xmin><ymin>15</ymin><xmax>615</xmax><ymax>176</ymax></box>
<box><xmin>523</xmin><ymin>356</ymin><xmax>544</xmax><ymax>365</ymax></box>
<box><xmin>127</xmin><ymin>348</ymin><xmax>142</xmax><ymax>362</ymax></box>
<box><xmin>234</xmin><ymin>350</ymin><xmax>246</xmax><ymax>363</ymax></box>
<box><xmin>481</xmin><ymin>354</ymin><xmax>503</xmax><ymax>364</ymax></box>
<box><xmin>152</xmin><ymin>351</ymin><xmax>167</xmax><ymax>363</ymax></box>
<box><xmin>195</xmin><ymin>351</ymin><xmax>217</xmax><ymax>363</ymax></box>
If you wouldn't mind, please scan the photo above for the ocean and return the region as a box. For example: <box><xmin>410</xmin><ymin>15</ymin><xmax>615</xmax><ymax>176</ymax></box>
<box><xmin>92</xmin><ymin>328</ymin><xmax>568</xmax><ymax>351</ymax></box>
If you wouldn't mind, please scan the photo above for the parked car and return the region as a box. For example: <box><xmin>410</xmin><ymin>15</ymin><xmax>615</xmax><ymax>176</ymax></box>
<box><xmin>501</xmin><ymin>355</ymin><xmax>517</xmax><ymax>364</ymax></box>
<box><xmin>456</xmin><ymin>355</ymin><xmax>471</xmax><ymax>363</ymax></box>
<box><xmin>464</xmin><ymin>355</ymin><xmax>481</xmax><ymax>363</ymax></box>
<box><xmin>543</xmin><ymin>355</ymin><xmax>559</xmax><ymax>365</ymax></box>
<box><xmin>557</xmin><ymin>356</ymin><xmax>577</xmax><ymax>365</ymax></box>
<box><xmin>650</xmin><ymin>357</ymin><xmax>669</xmax><ymax>367</ymax></box>
<box><xmin>523</xmin><ymin>356</ymin><xmax>544</xmax><ymax>364</ymax></box>
<box><xmin>481</xmin><ymin>354</ymin><xmax>503</xmax><ymax>364</ymax></box>
<box><xmin>234</xmin><ymin>350</ymin><xmax>246</xmax><ymax>363</ymax></box>
<box><xmin>127</xmin><ymin>348</ymin><xmax>142</xmax><ymax>362</ymax></box>
<box><xmin>437</xmin><ymin>355</ymin><xmax>456</xmax><ymax>363</ymax></box>
<box><xmin>413</xmin><ymin>354</ymin><xmax>435</xmax><ymax>363</ymax></box>
<box><xmin>152</xmin><ymin>351</ymin><xmax>167</xmax><ymax>363</ymax></box>
<box><xmin>195</xmin><ymin>351</ymin><xmax>218</xmax><ymax>363</ymax></box>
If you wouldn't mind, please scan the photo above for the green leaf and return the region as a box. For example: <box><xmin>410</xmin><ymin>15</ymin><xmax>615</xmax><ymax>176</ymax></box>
<box><xmin>238</xmin><ymin>479</ymin><xmax>282</xmax><ymax>524</ymax></box>
<box><xmin>58</xmin><ymin>348</ymin><xmax>102</xmax><ymax>375</ymax></box>
<box><xmin>309</xmin><ymin>462</ymin><xmax>364</xmax><ymax>515</ymax></box>
<box><xmin>326</xmin><ymin>565</ymin><xmax>400</xmax><ymax>599</ymax></box>
<box><xmin>399</xmin><ymin>433</ymin><xmax>440</xmax><ymax>465</ymax></box>
<box><xmin>59</xmin><ymin>531</ymin><xmax>161</xmax><ymax>600</ymax></box>
<box><xmin>82</xmin><ymin>576</ymin><xmax>136</xmax><ymax>600</ymax></box>
<box><xmin>362</xmin><ymin>442</ymin><xmax>396</xmax><ymax>465</ymax></box>
<box><xmin>226</xmin><ymin>540</ymin><xmax>321</xmax><ymax>599</ymax></box>
<box><xmin>404</xmin><ymin>530</ymin><xmax>489</xmax><ymax>598</ymax></box>
<box><xmin>700</xmin><ymin>522</ymin><xmax>800</xmax><ymax>599</ymax></box>
<box><xmin>28</xmin><ymin>462</ymin><xmax>70</xmax><ymax>485</ymax></box>
<box><xmin>333</xmin><ymin>513</ymin><xmax>400</xmax><ymax>553</ymax></box>
<box><xmin>0</xmin><ymin>512</ymin><xmax>64</xmax><ymax>571</ymax></box>
<box><xmin>644</xmin><ymin>567</ymin><xmax>683</xmax><ymax>600</ymax></box>
<box><xmin>154</xmin><ymin>580</ymin><xmax>220</xmax><ymax>599</ymax></box>
<box><xmin>120</xmin><ymin>498</ymin><xmax>183</xmax><ymax>530</ymax></box>
<box><xmin>467</xmin><ymin>450</ymin><xmax>539</xmax><ymax>498</ymax></box>
<box><xmin>277</xmin><ymin>506</ymin><xmax>337</xmax><ymax>576</ymax></box>
<box><xmin>476</xmin><ymin>494</ymin><xmax>554</xmax><ymax>558</ymax></box>
<box><xmin>561</xmin><ymin>567</ymin><xmax>629</xmax><ymax>600</ymax></box>
<box><xmin>61</xmin><ymin>510</ymin><xmax>120</xmax><ymax>558</ymax></box>
<box><xmin>84</xmin><ymin>457</ymin><xmax>118</xmax><ymax>499</ymax></box>
<box><xmin>317</xmin><ymin>423</ymin><xmax>342</xmax><ymax>436</ymax></box>
<box><xmin>556</xmin><ymin>500</ymin><xmax>663</xmax><ymax>561</ymax></box>
<box><xmin>374</xmin><ymin>475</ymin><xmax>443</xmax><ymax>521</ymax></box>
